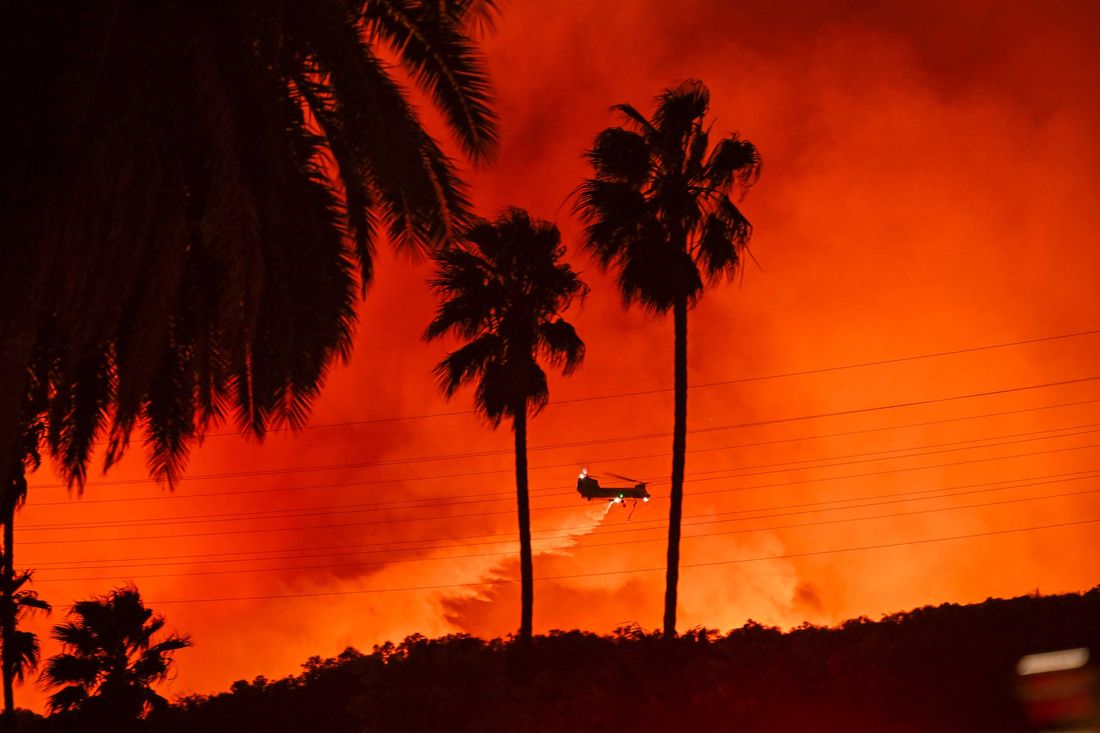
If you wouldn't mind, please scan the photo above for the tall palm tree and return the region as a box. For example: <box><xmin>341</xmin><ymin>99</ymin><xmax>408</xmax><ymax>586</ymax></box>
<box><xmin>41</xmin><ymin>586</ymin><xmax>191</xmax><ymax>724</ymax></box>
<box><xmin>0</xmin><ymin>0</ymin><xmax>498</xmax><ymax>495</ymax></box>
<box><xmin>425</xmin><ymin>208</ymin><xmax>586</xmax><ymax>641</ymax></box>
<box><xmin>576</xmin><ymin>80</ymin><xmax>761</xmax><ymax>637</ymax></box>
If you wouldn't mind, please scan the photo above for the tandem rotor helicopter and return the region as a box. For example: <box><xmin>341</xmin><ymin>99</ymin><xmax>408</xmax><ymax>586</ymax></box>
<box><xmin>576</xmin><ymin>468</ymin><xmax>650</xmax><ymax>511</ymax></box>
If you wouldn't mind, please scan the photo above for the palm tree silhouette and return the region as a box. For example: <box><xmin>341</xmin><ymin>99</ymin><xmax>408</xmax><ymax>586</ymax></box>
<box><xmin>0</xmin><ymin>570</ymin><xmax>50</xmax><ymax>723</ymax></box>
<box><xmin>41</xmin><ymin>586</ymin><xmax>191</xmax><ymax>725</ymax></box>
<box><xmin>576</xmin><ymin>80</ymin><xmax>761</xmax><ymax>637</ymax></box>
<box><xmin>0</xmin><ymin>1</ymin><xmax>498</xmax><ymax>493</ymax></box>
<box><xmin>425</xmin><ymin>209</ymin><xmax>586</xmax><ymax>641</ymax></box>
<box><xmin>1</xmin><ymin>383</ymin><xmax>48</xmax><ymax>721</ymax></box>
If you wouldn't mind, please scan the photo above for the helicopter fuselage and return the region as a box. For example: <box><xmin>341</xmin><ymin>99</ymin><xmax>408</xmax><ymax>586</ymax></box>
<box><xmin>577</xmin><ymin>474</ymin><xmax>650</xmax><ymax>501</ymax></box>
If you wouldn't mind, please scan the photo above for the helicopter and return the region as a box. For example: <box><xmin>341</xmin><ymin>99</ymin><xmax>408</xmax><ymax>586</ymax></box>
<box><xmin>576</xmin><ymin>468</ymin><xmax>650</xmax><ymax>505</ymax></box>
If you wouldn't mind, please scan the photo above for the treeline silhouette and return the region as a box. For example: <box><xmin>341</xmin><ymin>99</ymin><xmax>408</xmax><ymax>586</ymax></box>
<box><xmin>13</xmin><ymin>588</ymin><xmax>1094</xmax><ymax>732</ymax></box>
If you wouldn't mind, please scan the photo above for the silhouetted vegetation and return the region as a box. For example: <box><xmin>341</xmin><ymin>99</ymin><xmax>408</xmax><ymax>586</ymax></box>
<box><xmin>577</xmin><ymin>79</ymin><xmax>761</xmax><ymax>636</ymax></box>
<box><xmin>40</xmin><ymin>587</ymin><xmax>190</xmax><ymax>732</ymax></box>
<box><xmin>0</xmin><ymin>3</ymin><xmax>494</xmax><ymax>716</ymax></box>
<box><xmin>425</xmin><ymin>208</ymin><xmax>587</xmax><ymax>641</ymax></box>
<box><xmin>0</xmin><ymin>0</ymin><xmax>497</xmax><ymax>496</ymax></box>
<box><xmin>65</xmin><ymin>589</ymin><xmax>1090</xmax><ymax>733</ymax></box>
<box><xmin>1</xmin><ymin>387</ymin><xmax>49</xmax><ymax>721</ymax></box>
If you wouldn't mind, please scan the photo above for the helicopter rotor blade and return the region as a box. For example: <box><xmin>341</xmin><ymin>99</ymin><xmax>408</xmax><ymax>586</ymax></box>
<box><xmin>605</xmin><ymin>471</ymin><xmax>643</xmax><ymax>484</ymax></box>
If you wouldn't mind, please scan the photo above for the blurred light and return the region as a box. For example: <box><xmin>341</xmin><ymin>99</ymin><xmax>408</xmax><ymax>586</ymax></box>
<box><xmin>1018</xmin><ymin>648</ymin><xmax>1090</xmax><ymax>676</ymax></box>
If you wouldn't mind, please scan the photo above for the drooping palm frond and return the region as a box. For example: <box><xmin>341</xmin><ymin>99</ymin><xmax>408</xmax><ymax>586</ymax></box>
<box><xmin>363</xmin><ymin>0</ymin><xmax>498</xmax><ymax>160</ymax></box>
<box><xmin>705</xmin><ymin>135</ymin><xmax>762</xmax><ymax>191</ymax></box>
<box><xmin>429</xmin><ymin>0</ymin><xmax>502</xmax><ymax>36</ymax></box>
<box><xmin>11</xmin><ymin>573</ymin><xmax>51</xmax><ymax>618</ymax></box>
<box><xmin>536</xmin><ymin>320</ymin><xmax>585</xmax><ymax>374</ymax></box>
<box><xmin>433</xmin><ymin>333</ymin><xmax>502</xmax><ymax>399</ymax></box>
<box><xmin>1</xmin><ymin>0</ymin><xmax>497</xmax><ymax>490</ymax></box>
<box><xmin>7</xmin><ymin>631</ymin><xmax>40</xmax><ymax>684</ymax></box>
<box><xmin>585</xmin><ymin>127</ymin><xmax>652</xmax><ymax>186</ymax></box>
<box><xmin>46</xmin><ymin>683</ymin><xmax>89</xmax><ymax>714</ymax></box>
<box><xmin>696</xmin><ymin>199</ymin><xmax>753</xmax><ymax>282</ymax></box>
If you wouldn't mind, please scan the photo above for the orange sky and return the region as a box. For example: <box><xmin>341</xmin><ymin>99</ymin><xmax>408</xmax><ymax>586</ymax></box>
<box><xmin>15</xmin><ymin>0</ymin><xmax>1100</xmax><ymax>714</ymax></box>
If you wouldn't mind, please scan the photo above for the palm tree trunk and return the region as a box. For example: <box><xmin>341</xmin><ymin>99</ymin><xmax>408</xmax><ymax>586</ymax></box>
<box><xmin>663</xmin><ymin>291</ymin><xmax>689</xmax><ymax>638</ymax></box>
<box><xmin>1</xmin><ymin>501</ymin><xmax>14</xmax><ymax>720</ymax></box>
<box><xmin>514</xmin><ymin>399</ymin><xmax>534</xmax><ymax>643</ymax></box>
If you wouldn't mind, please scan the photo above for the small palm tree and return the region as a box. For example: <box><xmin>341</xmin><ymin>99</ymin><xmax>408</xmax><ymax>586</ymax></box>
<box><xmin>1</xmin><ymin>387</ymin><xmax>48</xmax><ymax>720</ymax></box>
<box><xmin>425</xmin><ymin>208</ymin><xmax>586</xmax><ymax>641</ymax></box>
<box><xmin>0</xmin><ymin>571</ymin><xmax>50</xmax><ymax>723</ymax></box>
<box><xmin>576</xmin><ymin>80</ymin><xmax>761</xmax><ymax>637</ymax></box>
<box><xmin>42</xmin><ymin>587</ymin><xmax>191</xmax><ymax>724</ymax></box>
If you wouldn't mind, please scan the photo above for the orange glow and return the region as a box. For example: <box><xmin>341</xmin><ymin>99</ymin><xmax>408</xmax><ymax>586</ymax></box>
<box><xmin>16</xmin><ymin>0</ymin><xmax>1100</xmax><ymax>713</ymax></box>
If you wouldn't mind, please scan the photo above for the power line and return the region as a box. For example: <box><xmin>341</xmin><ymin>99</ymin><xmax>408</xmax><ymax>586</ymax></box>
<box><xmin>27</xmin><ymin>466</ymin><xmax>1100</xmax><ymax>570</ymax></box>
<box><xmin>139</xmin><ymin>516</ymin><xmax>1100</xmax><ymax>605</ymax></box>
<box><xmin>679</xmin><ymin>426</ymin><xmax>1100</xmax><ymax>483</ymax></box>
<box><xmin>22</xmin><ymin>419</ymin><xmax>1096</xmax><ymax>530</ymax></box>
<box><xmin>19</xmin><ymin>436</ymin><xmax>1100</xmax><ymax>545</ymax></box>
<box><xmin>123</xmin><ymin>327</ymin><xmax>1100</xmax><ymax>441</ymax></box>
<box><xmin>25</xmin><ymin>395</ymin><xmax>1100</xmax><ymax>509</ymax></box>
<box><xmin>28</xmin><ymin>374</ymin><xmax>1100</xmax><ymax>492</ymax></box>
<box><xmin>682</xmin><ymin>438</ymin><xmax>1100</xmax><ymax>497</ymax></box>
<box><xmin>19</xmin><ymin>416</ymin><xmax>1100</xmax><ymax>530</ymax></box>
<box><xmin>34</xmin><ymin>487</ymin><xmax>1100</xmax><ymax>583</ymax></box>
<box><xmin>28</xmin><ymin>472</ymin><xmax>1100</xmax><ymax>576</ymax></box>
<box><xmin>20</xmin><ymin>423</ymin><xmax>1100</xmax><ymax>534</ymax></box>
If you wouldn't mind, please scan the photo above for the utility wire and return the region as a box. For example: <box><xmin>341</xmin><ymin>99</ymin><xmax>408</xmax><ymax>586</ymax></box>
<box><xmin>26</xmin><ymin>466</ymin><xmax>1100</xmax><ymax>570</ymax></box>
<box><xmin>127</xmin><ymin>327</ymin><xmax>1100</xmax><ymax>441</ymax></box>
<box><xmin>31</xmin><ymin>374</ymin><xmax>1100</xmax><ymax>490</ymax></box>
<box><xmin>140</xmin><ymin>516</ymin><xmax>1100</xmax><ymax>605</ymax></box>
<box><xmin>27</xmin><ymin>471</ymin><xmax>1100</xmax><ymax>575</ymax></box>
<box><xmin>20</xmin><ymin>425</ymin><xmax>1100</xmax><ymax>536</ymax></box>
<box><xmin>21</xmin><ymin>420</ymin><xmax>1099</xmax><ymax>531</ymax></box>
<box><xmin>25</xmin><ymin>396</ymin><xmax>1100</xmax><ymax>509</ymax></box>
<box><xmin>34</xmin><ymin>484</ymin><xmax>1100</xmax><ymax>583</ymax></box>
<box><xmin>19</xmin><ymin>435</ymin><xmax>1100</xmax><ymax>547</ymax></box>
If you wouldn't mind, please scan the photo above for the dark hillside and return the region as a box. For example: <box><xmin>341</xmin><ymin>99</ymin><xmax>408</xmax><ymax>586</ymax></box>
<box><xmin>41</xmin><ymin>588</ymin><xmax>1100</xmax><ymax>732</ymax></box>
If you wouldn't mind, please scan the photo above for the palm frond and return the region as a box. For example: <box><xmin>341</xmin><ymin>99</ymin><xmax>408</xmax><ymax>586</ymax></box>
<box><xmin>295</xmin><ymin>4</ymin><xmax>471</xmax><ymax>254</ymax></box>
<box><xmin>575</xmin><ymin>180</ymin><xmax>648</xmax><ymax>268</ymax></box>
<box><xmin>42</xmin><ymin>654</ymin><xmax>100</xmax><ymax>689</ymax></box>
<box><xmin>433</xmin><ymin>333</ymin><xmax>502</xmax><ymax>398</ymax></box>
<box><xmin>695</xmin><ymin>199</ymin><xmax>751</xmax><ymax>282</ymax></box>
<box><xmin>705</xmin><ymin>134</ymin><xmax>762</xmax><ymax>191</ymax></box>
<box><xmin>9</xmin><ymin>0</ymin><xmax>496</xmax><ymax>490</ymax></box>
<box><xmin>7</xmin><ymin>630</ymin><xmax>41</xmax><ymax>682</ymax></box>
<box><xmin>46</xmin><ymin>684</ymin><xmax>88</xmax><ymax>714</ymax></box>
<box><xmin>653</xmin><ymin>78</ymin><xmax>709</xmax><ymax>148</ymax></box>
<box><xmin>612</xmin><ymin>103</ymin><xmax>655</xmax><ymax>135</ymax></box>
<box><xmin>537</xmin><ymin>320</ymin><xmax>585</xmax><ymax>375</ymax></box>
<box><xmin>364</xmin><ymin>0</ymin><xmax>498</xmax><ymax>161</ymax></box>
<box><xmin>586</xmin><ymin>127</ymin><xmax>651</xmax><ymax>187</ymax></box>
